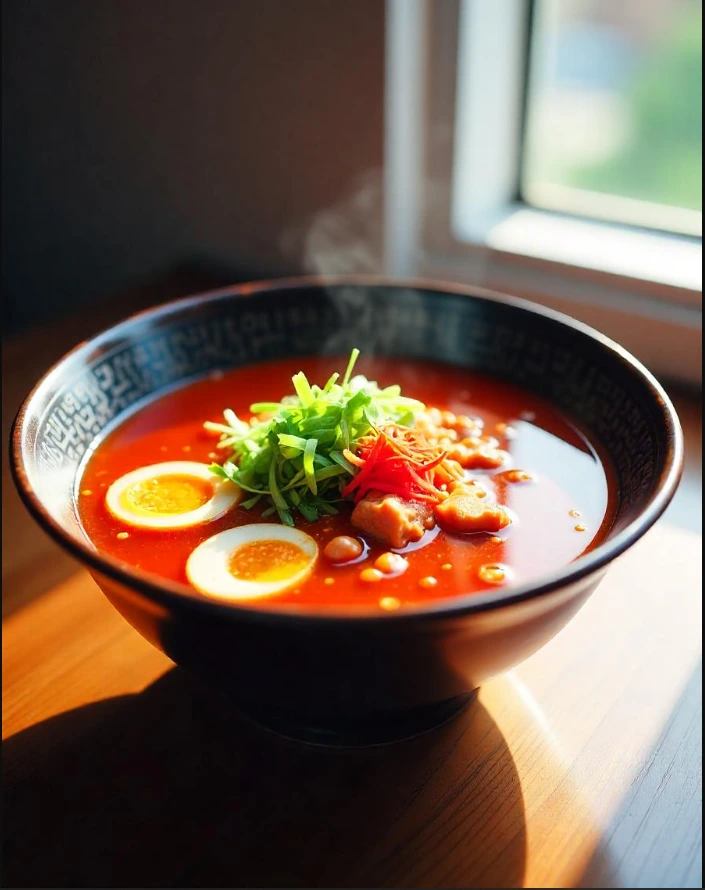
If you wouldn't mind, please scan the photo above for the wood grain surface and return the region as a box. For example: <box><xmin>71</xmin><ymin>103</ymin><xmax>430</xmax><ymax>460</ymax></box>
<box><xmin>2</xmin><ymin>287</ymin><xmax>702</xmax><ymax>889</ymax></box>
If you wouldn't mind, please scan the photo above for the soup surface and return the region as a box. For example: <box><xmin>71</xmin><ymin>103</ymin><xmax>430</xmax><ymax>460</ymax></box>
<box><xmin>78</xmin><ymin>356</ymin><xmax>615</xmax><ymax>611</ymax></box>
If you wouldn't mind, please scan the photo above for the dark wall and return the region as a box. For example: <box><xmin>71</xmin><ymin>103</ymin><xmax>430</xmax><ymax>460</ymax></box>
<box><xmin>2</xmin><ymin>0</ymin><xmax>385</xmax><ymax>330</ymax></box>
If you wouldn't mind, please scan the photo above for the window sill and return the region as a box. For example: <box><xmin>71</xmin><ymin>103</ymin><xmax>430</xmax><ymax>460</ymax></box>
<box><xmin>454</xmin><ymin>204</ymin><xmax>702</xmax><ymax>302</ymax></box>
<box><xmin>418</xmin><ymin>212</ymin><xmax>702</xmax><ymax>387</ymax></box>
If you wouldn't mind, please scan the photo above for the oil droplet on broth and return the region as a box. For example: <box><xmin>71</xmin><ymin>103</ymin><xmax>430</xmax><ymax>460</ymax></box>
<box><xmin>360</xmin><ymin>568</ymin><xmax>384</xmax><ymax>583</ymax></box>
<box><xmin>504</xmin><ymin>469</ymin><xmax>535</xmax><ymax>484</ymax></box>
<box><xmin>478</xmin><ymin>563</ymin><xmax>512</xmax><ymax>585</ymax></box>
<box><xmin>374</xmin><ymin>552</ymin><xmax>408</xmax><ymax>576</ymax></box>
<box><xmin>380</xmin><ymin>596</ymin><xmax>401</xmax><ymax>611</ymax></box>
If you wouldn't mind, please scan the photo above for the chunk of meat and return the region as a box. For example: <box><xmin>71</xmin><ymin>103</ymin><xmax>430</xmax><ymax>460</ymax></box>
<box><xmin>351</xmin><ymin>491</ymin><xmax>435</xmax><ymax>549</ymax></box>
<box><xmin>414</xmin><ymin>409</ymin><xmax>506</xmax><ymax>470</ymax></box>
<box><xmin>445</xmin><ymin>441</ymin><xmax>505</xmax><ymax>470</ymax></box>
<box><xmin>434</xmin><ymin>484</ymin><xmax>511</xmax><ymax>534</ymax></box>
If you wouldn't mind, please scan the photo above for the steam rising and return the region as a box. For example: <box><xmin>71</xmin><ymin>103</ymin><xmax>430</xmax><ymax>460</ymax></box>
<box><xmin>278</xmin><ymin>168</ymin><xmax>484</xmax><ymax>362</ymax></box>
<box><xmin>280</xmin><ymin>170</ymin><xmax>384</xmax><ymax>276</ymax></box>
<box><xmin>279</xmin><ymin>171</ymin><xmax>389</xmax><ymax>355</ymax></box>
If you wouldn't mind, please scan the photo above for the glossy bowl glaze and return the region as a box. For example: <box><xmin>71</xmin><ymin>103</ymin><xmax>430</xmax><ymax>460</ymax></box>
<box><xmin>11</xmin><ymin>277</ymin><xmax>683</xmax><ymax>745</ymax></box>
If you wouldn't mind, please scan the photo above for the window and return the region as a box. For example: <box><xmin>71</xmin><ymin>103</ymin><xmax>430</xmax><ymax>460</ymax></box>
<box><xmin>523</xmin><ymin>0</ymin><xmax>702</xmax><ymax>237</ymax></box>
<box><xmin>384</xmin><ymin>0</ymin><xmax>702</xmax><ymax>385</ymax></box>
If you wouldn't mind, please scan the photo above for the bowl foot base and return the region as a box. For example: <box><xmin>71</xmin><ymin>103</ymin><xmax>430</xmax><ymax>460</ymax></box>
<box><xmin>235</xmin><ymin>691</ymin><xmax>477</xmax><ymax>748</ymax></box>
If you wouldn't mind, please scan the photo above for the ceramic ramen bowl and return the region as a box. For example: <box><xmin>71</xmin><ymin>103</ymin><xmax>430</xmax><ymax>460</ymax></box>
<box><xmin>11</xmin><ymin>278</ymin><xmax>683</xmax><ymax>745</ymax></box>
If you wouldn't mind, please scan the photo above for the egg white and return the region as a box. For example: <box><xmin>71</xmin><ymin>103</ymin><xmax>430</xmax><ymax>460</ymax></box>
<box><xmin>186</xmin><ymin>524</ymin><xmax>318</xmax><ymax>601</ymax></box>
<box><xmin>105</xmin><ymin>461</ymin><xmax>241</xmax><ymax>530</ymax></box>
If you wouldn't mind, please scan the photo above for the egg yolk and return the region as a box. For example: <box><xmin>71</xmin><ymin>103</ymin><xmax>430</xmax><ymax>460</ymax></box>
<box><xmin>119</xmin><ymin>474</ymin><xmax>213</xmax><ymax>516</ymax></box>
<box><xmin>228</xmin><ymin>540</ymin><xmax>310</xmax><ymax>583</ymax></box>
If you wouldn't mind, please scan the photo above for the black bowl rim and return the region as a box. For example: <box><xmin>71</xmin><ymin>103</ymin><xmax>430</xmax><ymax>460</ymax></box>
<box><xmin>10</xmin><ymin>275</ymin><xmax>684</xmax><ymax>626</ymax></box>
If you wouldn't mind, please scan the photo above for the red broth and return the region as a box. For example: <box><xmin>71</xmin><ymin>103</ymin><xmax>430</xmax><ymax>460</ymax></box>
<box><xmin>78</xmin><ymin>357</ymin><xmax>616</xmax><ymax>610</ymax></box>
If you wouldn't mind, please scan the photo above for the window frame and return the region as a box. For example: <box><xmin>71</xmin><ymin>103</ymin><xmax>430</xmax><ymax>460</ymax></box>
<box><xmin>384</xmin><ymin>0</ymin><xmax>702</xmax><ymax>386</ymax></box>
<box><xmin>519</xmin><ymin>0</ymin><xmax>703</xmax><ymax>241</ymax></box>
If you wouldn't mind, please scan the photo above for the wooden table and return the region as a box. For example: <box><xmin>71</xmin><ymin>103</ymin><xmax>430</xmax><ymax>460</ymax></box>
<box><xmin>3</xmin><ymin>291</ymin><xmax>702</xmax><ymax>889</ymax></box>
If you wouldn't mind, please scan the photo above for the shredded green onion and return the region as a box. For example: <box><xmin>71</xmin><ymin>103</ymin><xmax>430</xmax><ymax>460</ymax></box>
<box><xmin>207</xmin><ymin>350</ymin><xmax>425</xmax><ymax>523</ymax></box>
<box><xmin>342</xmin><ymin>348</ymin><xmax>361</xmax><ymax>386</ymax></box>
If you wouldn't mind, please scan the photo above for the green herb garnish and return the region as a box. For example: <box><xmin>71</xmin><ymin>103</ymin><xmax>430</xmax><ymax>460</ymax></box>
<box><xmin>205</xmin><ymin>350</ymin><xmax>425</xmax><ymax>525</ymax></box>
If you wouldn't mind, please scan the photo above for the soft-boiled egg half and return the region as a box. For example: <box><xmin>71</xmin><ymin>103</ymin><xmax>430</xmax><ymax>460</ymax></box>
<box><xmin>105</xmin><ymin>461</ymin><xmax>241</xmax><ymax>530</ymax></box>
<box><xmin>186</xmin><ymin>524</ymin><xmax>318</xmax><ymax>601</ymax></box>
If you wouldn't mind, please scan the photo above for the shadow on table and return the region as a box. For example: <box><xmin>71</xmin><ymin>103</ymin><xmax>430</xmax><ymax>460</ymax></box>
<box><xmin>3</xmin><ymin>668</ymin><xmax>527</xmax><ymax>889</ymax></box>
<box><xmin>576</xmin><ymin>662</ymin><xmax>703</xmax><ymax>890</ymax></box>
